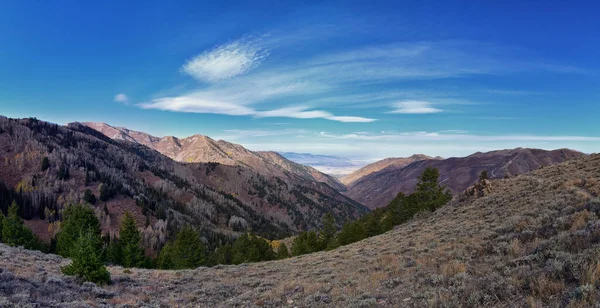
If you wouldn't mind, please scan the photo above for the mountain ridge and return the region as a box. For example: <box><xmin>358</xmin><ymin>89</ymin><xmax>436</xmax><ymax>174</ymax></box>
<box><xmin>340</xmin><ymin>154</ymin><xmax>437</xmax><ymax>185</ymax></box>
<box><xmin>0</xmin><ymin>116</ymin><xmax>368</xmax><ymax>255</ymax></box>
<box><xmin>82</xmin><ymin>122</ymin><xmax>346</xmax><ymax>191</ymax></box>
<box><xmin>345</xmin><ymin>147</ymin><xmax>585</xmax><ymax>209</ymax></box>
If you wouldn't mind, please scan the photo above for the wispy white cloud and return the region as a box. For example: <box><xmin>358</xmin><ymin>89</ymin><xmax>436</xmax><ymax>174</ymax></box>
<box><xmin>218</xmin><ymin>128</ymin><xmax>308</xmax><ymax>139</ymax></box>
<box><xmin>141</xmin><ymin>96</ymin><xmax>254</xmax><ymax>116</ymax></box>
<box><xmin>143</xmin><ymin>36</ymin><xmax>583</xmax><ymax>124</ymax></box>
<box><xmin>319</xmin><ymin>131</ymin><xmax>600</xmax><ymax>142</ymax></box>
<box><xmin>181</xmin><ymin>37</ymin><xmax>269</xmax><ymax>83</ymax></box>
<box><xmin>114</xmin><ymin>93</ymin><xmax>129</xmax><ymax>104</ymax></box>
<box><xmin>139</xmin><ymin>97</ymin><xmax>376</xmax><ymax>122</ymax></box>
<box><xmin>389</xmin><ymin>100</ymin><xmax>443</xmax><ymax>114</ymax></box>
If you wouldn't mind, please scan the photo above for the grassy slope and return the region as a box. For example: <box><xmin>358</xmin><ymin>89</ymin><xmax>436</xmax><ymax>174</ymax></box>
<box><xmin>1</xmin><ymin>154</ymin><xmax>599</xmax><ymax>307</ymax></box>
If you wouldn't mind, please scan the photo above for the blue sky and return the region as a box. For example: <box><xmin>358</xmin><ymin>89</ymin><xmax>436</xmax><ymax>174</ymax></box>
<box><xmin>1</xmin><ymin>0</ymin><xmax>599</xmax><ymax>160</ymax></box>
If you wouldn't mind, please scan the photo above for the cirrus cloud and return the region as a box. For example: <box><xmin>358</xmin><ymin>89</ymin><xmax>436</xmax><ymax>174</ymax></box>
<box><xmin>181</xmin><ymin>37</ymin><xmax>269</xmax><ymax>83</ymax></box>
<box><xmin>388</xmin><ymin>100</ymin><xmax>443</xmax><ymax>114</ymax></box>
<box><xmin>139</xmin><ymin>97</ymin><xmax>376</xmax><ymax>123</ymax></box>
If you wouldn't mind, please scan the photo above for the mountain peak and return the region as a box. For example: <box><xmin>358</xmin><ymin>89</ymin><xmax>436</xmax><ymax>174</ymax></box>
<box><xmin>82</xmin><ymin>122</ymin><xmax>345</xmax><ymax>190</ymax></box>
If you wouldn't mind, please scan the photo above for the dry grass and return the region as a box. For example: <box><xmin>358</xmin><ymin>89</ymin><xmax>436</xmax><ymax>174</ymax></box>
<box><xmin>1</xmin><ymin>154</ymin><xmax>600</xmax><ymax>307</ymax></box>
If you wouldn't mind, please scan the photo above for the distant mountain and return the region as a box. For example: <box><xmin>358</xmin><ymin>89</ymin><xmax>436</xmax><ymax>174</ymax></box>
<box><xmin>279</xmin><ymin>152</ymin><xmax>367</xmax><ymax>178</ymax></box>
<box><xmin>345</xmin><ymin>148</ymin><xmax>584</xmax><ymax>209</ymax></box>
<box><xmin>0</xmin><ymin>116</ymin><xmax>368</xmax><ymax>255</ymax></box>
<box><xmin>83</xmin><ymin>123</ymin><xmax>345</xmax><ymax>191</ymax></box>
<box><xmin>340</xmin><ymin>154</ymin><xmax>436</xmax><ymax>186</ymax></box>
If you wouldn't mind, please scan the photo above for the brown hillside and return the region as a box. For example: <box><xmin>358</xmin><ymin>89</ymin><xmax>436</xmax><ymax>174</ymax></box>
<box><xmin>346</xmin><ymin>148</ymin><xmax>584</xmax><ymax>209</ymax></box>
<box><xmin>83</xmin><ymin>122</ymin><xmax>346</xmax><ymax>191</ymax></box>
<box><xmin>1</xmin><ymin>154</ymin><xmax>599</xmax><ymax>307</ymax></box>
<box><xmin>340</xmin><ymin>154</ymin><xmax>435</xmax><ymax>186</ymax></box>
<box><xmin>0</xmin><ymin>116</ymin><xmax>367</xmax><ymax>255</ymax></box>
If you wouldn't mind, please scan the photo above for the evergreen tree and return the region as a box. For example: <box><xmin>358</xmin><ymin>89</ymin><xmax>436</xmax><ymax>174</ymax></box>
<box><xmin>364</xmin><ymin>212</ymin><xmax>382</xmax><ymax>237</ymax></box>
<box><xmin>320</xmin><ymin>213</ymin><xmax>336</xmax><ymax>250</ymax></box>
<box><xmin>382</xmin><ymin>192</ymin><xmax>405</xmax><ymax>230</ymax></box>
<box><xmin>337</xmin><ymin>220</ymin><xmax>365</xmax><ymax>246</ymax></box>
<box><xmin>305</xmin><ymin>231</ymin><xmax>319</xmax><ymax>253</ymax></box>
<box><xmin>0</xmin><ymin>210</ymin><xmax>4</xmax><ymax>242</ymax></box>
<box><xmin>171</xmin><ymin>225</ymin><xmax>205</xmax><ymax>269</ymax></box>
<box><xmin>414</xmin><ymin>167</ymin><xmax>452</xmax><ymax>212</ymax></box>
<box><xmin>41</xmin><ymin>157</ymin><xmax>49</xmax><ymax>171</ymax></box>
<box><xmin>213</xmin><ymin>242</ymin><xmax>232</xmax><ymax>265</ymax></box>
<box><xmin>118</xmin><ymin>212</ymin><xmax>144</xmax><ymax>268</ymax></box>
<box><xmin>157</xmin><ymin>242</ymin><xmax>174</xmax><ymax>269</ymax></box>
<box><xmin>291</xmin><ymin>231</ymin><xmax>309</xmax><ymax>256</ymax></box>
<box><xmin>1</xmin><ymin>201</ymin><xmax>42</xmax><ymax>250</ymax></box>
<box><xmin>61</xmin><ymin>228</ymin><xmax>110</xmax><ymax>285</ymax></box>
<box><xmin>83</xmin><ymin>189</ymin><xmax>96</xmax><ymax>205</ymax></box>
<box><xmin>479</xmin><ymin>170</ymin><xmax>489</xmax><ymax>181</ymax></box>
<box><xmin>56</xmin><ymin>204</ymin><xmax>102</xmax><ymax>258</ymax></box>
<box><xmin>106</xmin><ymin>234</ymin><xmax>122</xmax><ymax>265</ymax></box>
<box><xmin>98</xmin><ymin>184</ymin><xmax>109</xmax><ymax>202</ymax></box>
<box><xmin>230</xmin><ymin>234</ymin><xmax>275</xmax><ymax>264</ymax></box>
<box><xmin>276</xmin><ymin>242</ymin><xmax>290</xmax><ymax>259</ymax></box>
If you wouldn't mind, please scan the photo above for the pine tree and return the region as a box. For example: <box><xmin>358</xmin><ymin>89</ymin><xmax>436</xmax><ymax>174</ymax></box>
<box><xmin>107</xmin><ymin>235</ymin><xmax>122</xmax><ymax>265</ymax></box>
<box><xmin>157</xmin><ymin>242</ymin><xmax>174</xmax><ymax>269</ymax></box>
<box><xmin>414</xmin><ymin>167</ymin><xmax>452</xmax><ymax>212</ymax></box>
<box><xmin>382</xmin><ymin>192</ymin><xmax>405</xmax><ymax>230</ymax></box>
<box><xmin>83</xmin><ymin>189</ymin><xmax>96</xmax><ymax>205</ymax></box>
<box><xmin>0</xmin><ymin>210</ymin><xmax>5</xmax><ymax>242</ymax></box>
<box><xmin>213</xmin><ymin>242</ymin><xmax>232</xmax><ymax>265</ymax></box>
<box><xmin>61</xmin><ymin>228</ymin><xmax>110</xmax><ymax>285</ymax></box>
<box><xmin>230</xmin><ymin>234</ymin><xmax>275</xmax><ymax>264</ymax></box>
<box><xmin>364</xmin><ymin>212</ymin><xmax>382</xmax><ymax>237</ymax></box>
<box><xmin>98</xmin><ymin>184</ymin><xmax>109</xmax><ymax>202</ymax></box>
<box><xmin>172</xmin><ymin>225</ymin><xmax>205</xmax><ymax>269</ymax></box>
<box><xmin>56</xmin><ymin>204</ymin><xmax>102</xmax><ymax>258</ymax></box>
<box><xmin>118</xmin><ymin>212</ymin><xmax>144</xmax><ymax>268</ymax></box>
<box><xmin>337</xmin><ymin>220</ymin><xmax>365</xmax><ymax>246</ymax></box>
<box><xmin>276</xmin><ymin>242</ymin><xmax>290</xmax><ymax>259</ymax></box>
<box><xmin>2</xmin><ymin>201</ymin><xmax>41</xmax><ymax>250</ymax></box>
<box><xmin>479</xmin><ymin>170</ymin><xmax>489</xmax><ymax>182</ymax></box>
<box><xmin>291</xmin><ymin>231</ymin><xmax>308</xmax><ymax>256</ymax></box>
<box><xmin>306</xmin><ymin>231</ymin><xmax>319</xmax><ymax>253</ymax></box>
<box><xmin>320</xmin><ymin>213</ymin><xmax>336</xmax><ymax>250</ymax></box>
<box><xmin>41</xmin><ymin>157</ymin><xmax>50</xmax><ymax>171</ymax></box>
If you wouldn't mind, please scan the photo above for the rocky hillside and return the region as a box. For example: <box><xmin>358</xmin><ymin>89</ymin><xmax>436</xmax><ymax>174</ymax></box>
<box><xmin>2</xmin><ymin>153</ymin><xmax>599</xmax><ymax>307</ymax></box>
<box><xmin>0</xmin><ymin>116</ymin><xmax>368</xmax><ymax>254</ymax></box>
<box><xmin>346</xmin><ymin>148</ymin><xmax>584</xmax><ymax>209</ymax></box>
<box><xmin>83</xmin><ymin>122</ymin><xmax>345</xmax><ymax>190</ymax></box>
<box><xmin>340</xmin><ymin>154</ymin><xmax>436</xmax><ymax>186</ymax></box>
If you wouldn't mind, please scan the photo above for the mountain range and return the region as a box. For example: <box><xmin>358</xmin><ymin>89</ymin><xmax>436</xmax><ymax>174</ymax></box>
<box><xmin>83</xmin><ymin>123</ymin><xmax>346</xmax><ymax>191</ymax></box>
<box><xmin>0</xmin><ymin>115</ymin><xmax>587</xmax><ymax>253</ymax></box>
<box><xmin>0</xmin><ymin>116</ymin><xmax>367</xmax><ymax>254</ymax></box>
<box><xmin>3</xmin><ymin>150</ymin><xmax>598</xmax><ymax>307</ymax></box>
<box><xmin>344</xmin><ymin>148</ymin><xmax>584</xmax><ymax>209</ymax></box>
